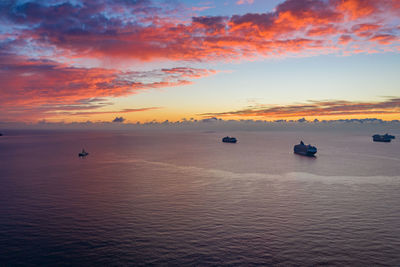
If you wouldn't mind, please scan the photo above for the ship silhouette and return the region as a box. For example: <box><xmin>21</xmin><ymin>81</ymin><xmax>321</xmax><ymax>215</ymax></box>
<box><xmin>222</xmin><ymin>136</ymin><xmax>237</xmax><ymax>143</ymax></box>
<box><xmin>294</xmin><ymin>141</ymin><xmax>317</xmax><ymax>156</ymax></box>
<box><xmin>78</xmin><ymin>148</ymin><xmax>89</xmax><ymax>157</ymax></box>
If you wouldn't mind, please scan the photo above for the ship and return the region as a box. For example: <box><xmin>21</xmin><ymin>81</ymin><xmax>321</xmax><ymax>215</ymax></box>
<box><xmin>222</xmin><ymin>136</ymin><xmax>237</xmax><ymax>143</ymax></box>
<box><xmin>294</xmin><ymin>141</ymin><xmax>317</xmax><ymax>156</ymax></box>
<box><xmin>78</xmin><ymin>148</ymin><xmax>89</xmax><ymax>157</ymax></box>
<box><xmin>372</xmin><ymin>134</ymin><xmax>391</xmax><ymax>142</ymax></box>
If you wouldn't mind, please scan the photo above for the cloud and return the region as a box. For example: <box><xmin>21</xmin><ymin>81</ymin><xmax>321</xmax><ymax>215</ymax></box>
<box><xmin>339</xmin><ymin>34</ymin><xmax>353</xmax><ymax>44</ymax></box>
<box><xmin>112</xmin><ymin>116</ymin><xmax>125</xmax><ymax>123</ymax></box>
<box><xmin>369</xmin><ymin>34</ymin><xmax>398</xmax><ymax>45</ymax></box>
<box><xmin>200</xmin><ymin>98</ymin><xmax>400</xmax><ymax>118</ymax></box>
<box><xmin>0</xmin><ymin>53</ymin><xmax>210</xmax><ymax>106</ymax></box>
<box><xmin>161</xmin><ymin>67</ymin><xmax>217</xmax><ymax>78</ymax></box>
<box><xmin>0</xmin><ymin>52</ymin><xmax>215</xmax><ymax>121</ymax></box>
<box><xmin>2</xmin><ymin>117</ymin><xmax>399</xmax><ymax>133</ymax></box>
<box><xmin>59</xmin><ymin>107</ymin><xmax>161</xmax><ymax>116</ymax></box>
<box><xmin>1</xmin><ymin>0</ymin><xmax>398</xmax><ymax>62</ymax></box>
<box><xmin>236</xmin><ymin>0</ymin><xmax>254</xmax><ymax>5</ymax></box>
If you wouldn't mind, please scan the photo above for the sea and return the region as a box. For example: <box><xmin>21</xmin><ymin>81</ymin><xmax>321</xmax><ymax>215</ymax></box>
<box><xmin>1</xmin><ymin>128</ymin><xmax>400</xmax><ymax>266</ymax></box>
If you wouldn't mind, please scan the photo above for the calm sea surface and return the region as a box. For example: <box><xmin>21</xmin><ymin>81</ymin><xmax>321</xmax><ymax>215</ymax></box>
<box><xmin>1</xmin><ymin>129</ymin><xmax>400</xmax><ymax>266</ymax></box>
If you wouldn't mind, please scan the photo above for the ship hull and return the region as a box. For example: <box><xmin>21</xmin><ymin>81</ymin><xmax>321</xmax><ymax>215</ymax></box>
<box><xmin>222</xmin><ymin>137</ymin><xmax>237</xmax><ymax>143</ymax></box>
<box><xmin>373</xmin><ymin>139</ymin><xmax>391</xmax><ymax>143</ymax></box>
<box><xmin>373</xmin><ymin>135</ymin><xmax>391</xmax><ymax>142</ymax></box>
<box><xmin>294</xmin><ymin>151</ymin><xmax>316</xmax><ymax>157</ymax></box>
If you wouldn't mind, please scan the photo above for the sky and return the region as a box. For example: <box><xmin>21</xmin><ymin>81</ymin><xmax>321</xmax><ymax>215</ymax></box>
<box><xmin>0</xmin><ymin>0</ymin><xmax>399</xmax><ymax>123</ymax></box>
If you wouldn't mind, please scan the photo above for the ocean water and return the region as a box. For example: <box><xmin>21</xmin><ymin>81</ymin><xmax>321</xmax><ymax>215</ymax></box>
<box><xmin>0</xmin><ymin>129</ymin><xmax>400</xmax><ymax>265</ymax></box>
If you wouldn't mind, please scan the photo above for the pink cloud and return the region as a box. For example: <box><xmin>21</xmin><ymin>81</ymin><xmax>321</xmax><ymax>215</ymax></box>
<box><xmin>1</xmin><ymin>0</ymin><xmax>398</xmax><ymax>63</ymax></box>
<box><xmin>200</xmin><ymin>98</ymin><xmax>400</xmax><ymax>118</ymax></box>
<box><xmin>339</xmin><ymin>34</ymin><xmax>353</xmax><ymax>44</ymax></box>
<box><xmin>369</xmin><ymin>34</ymin><xmax>398</xmax><ymax>45</ymax></box>
<box><xmin>0</xmin><ymin>52</ymin><xmax>216</xmax><ymax>121</ymax></box>
<box><xmin>236</xmin><ymin>0</ymin><xmax>254</xmax><ymax>5</ymax></box>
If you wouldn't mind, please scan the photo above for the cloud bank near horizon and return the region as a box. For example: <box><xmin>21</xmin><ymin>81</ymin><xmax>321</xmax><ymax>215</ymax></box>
<box><xmin>1</xmin><ymin>117</ymin><xmax>399</xmax><ymax>132</ymax></box>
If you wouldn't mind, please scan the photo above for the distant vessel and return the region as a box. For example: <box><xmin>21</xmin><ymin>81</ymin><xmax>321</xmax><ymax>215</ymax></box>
<box><xmin>0</xmin><ymin>133</ymin><xmax>3</xmax><ymax>136</ymax></box>
<box><xmin>372</xmin><ymin>134</ymin><xmax>391</xmax><ymax>142</ymax></box>
<box><xmin>222</xmin><ymin>136</ymin><xmax>237</xmax><ymax>143</ymax></box>
<box><xmin>294</xmin><ymin>141</ymin><xmax>317</xmax><ymax>156</ymax></box>
<box><xmin>78</xmin><ymin>149</ymin><xmax>89</xmax><ymax>157</ymax></box>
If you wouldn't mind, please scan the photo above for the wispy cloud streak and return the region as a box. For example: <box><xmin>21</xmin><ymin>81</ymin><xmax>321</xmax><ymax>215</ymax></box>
<box><xmin>201</xmin><ymin>98</ymin><xmax>400</xmax><ymax>118</ymax></box>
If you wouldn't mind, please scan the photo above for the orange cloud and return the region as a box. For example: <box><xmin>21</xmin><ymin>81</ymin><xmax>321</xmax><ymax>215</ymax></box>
<box><xmin>339</xmin><ymin>34</ymin><xmax>353</xmax><ymax>44</ymax></box>
<box><xmin>336</xmin><ymin>0</ymin><xmax>377</xmax><ymax>19</ymax></box>
<box><xmin>2</xmin><ymin>0</ymin><xmax>398</xmax><ymax>62</ymax></box>
<box><xmin>369</xmin><ymin>34</ymin><xmax>398</xmax><ymax>45</ymax></box>
<box><xmin>236</xmin><ymin>0</ymin><xmax>254</xmax><ymax>5</ymax></box>
<box><xmin>0</xmin><ymin>52</ymin><xmax>216</xmax><ymax>121</ymax></box>
<box><xmin>56</xmin><ymin>107</ymin><xmax>161</xmax><ymax>116</ymax></box>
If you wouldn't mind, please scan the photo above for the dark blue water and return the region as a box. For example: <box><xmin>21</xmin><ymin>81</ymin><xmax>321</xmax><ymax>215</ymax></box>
<box><xmin>1</xmin><ymin>130</ymin><xmax>400</xmax><ymax>265</ymax></box>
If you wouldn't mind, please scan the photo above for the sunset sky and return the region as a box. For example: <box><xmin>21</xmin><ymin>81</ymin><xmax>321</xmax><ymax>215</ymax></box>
<box><xmin>1</xmin><ymin>0</ymin><xmax>399</xmax><ymax>123</ymax></box>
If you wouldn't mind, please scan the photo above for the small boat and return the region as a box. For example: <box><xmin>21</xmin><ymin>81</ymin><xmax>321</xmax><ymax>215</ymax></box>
<box><xmin>372</xmin><ymin>134</ymin><xmax>391</xmax><ymax>142</ymax></box>
<box><xmin>0</xmin><ymin>133</ymin><xmax>3</xmax><ymax>136</ymax></box>
<box><xmin>78</xmin><ymin>149</ymin><xmax>89</xmax><ymax>157</ymax></box>
<box><xmin>294</xmin><ymin>141</ymin><xmax>317</xmax><ymax>156</ymax></box>
<box><xmin>222</xmin><ymin>136</ymin><xmax>237</xmax><ymax>143</ymax></box>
